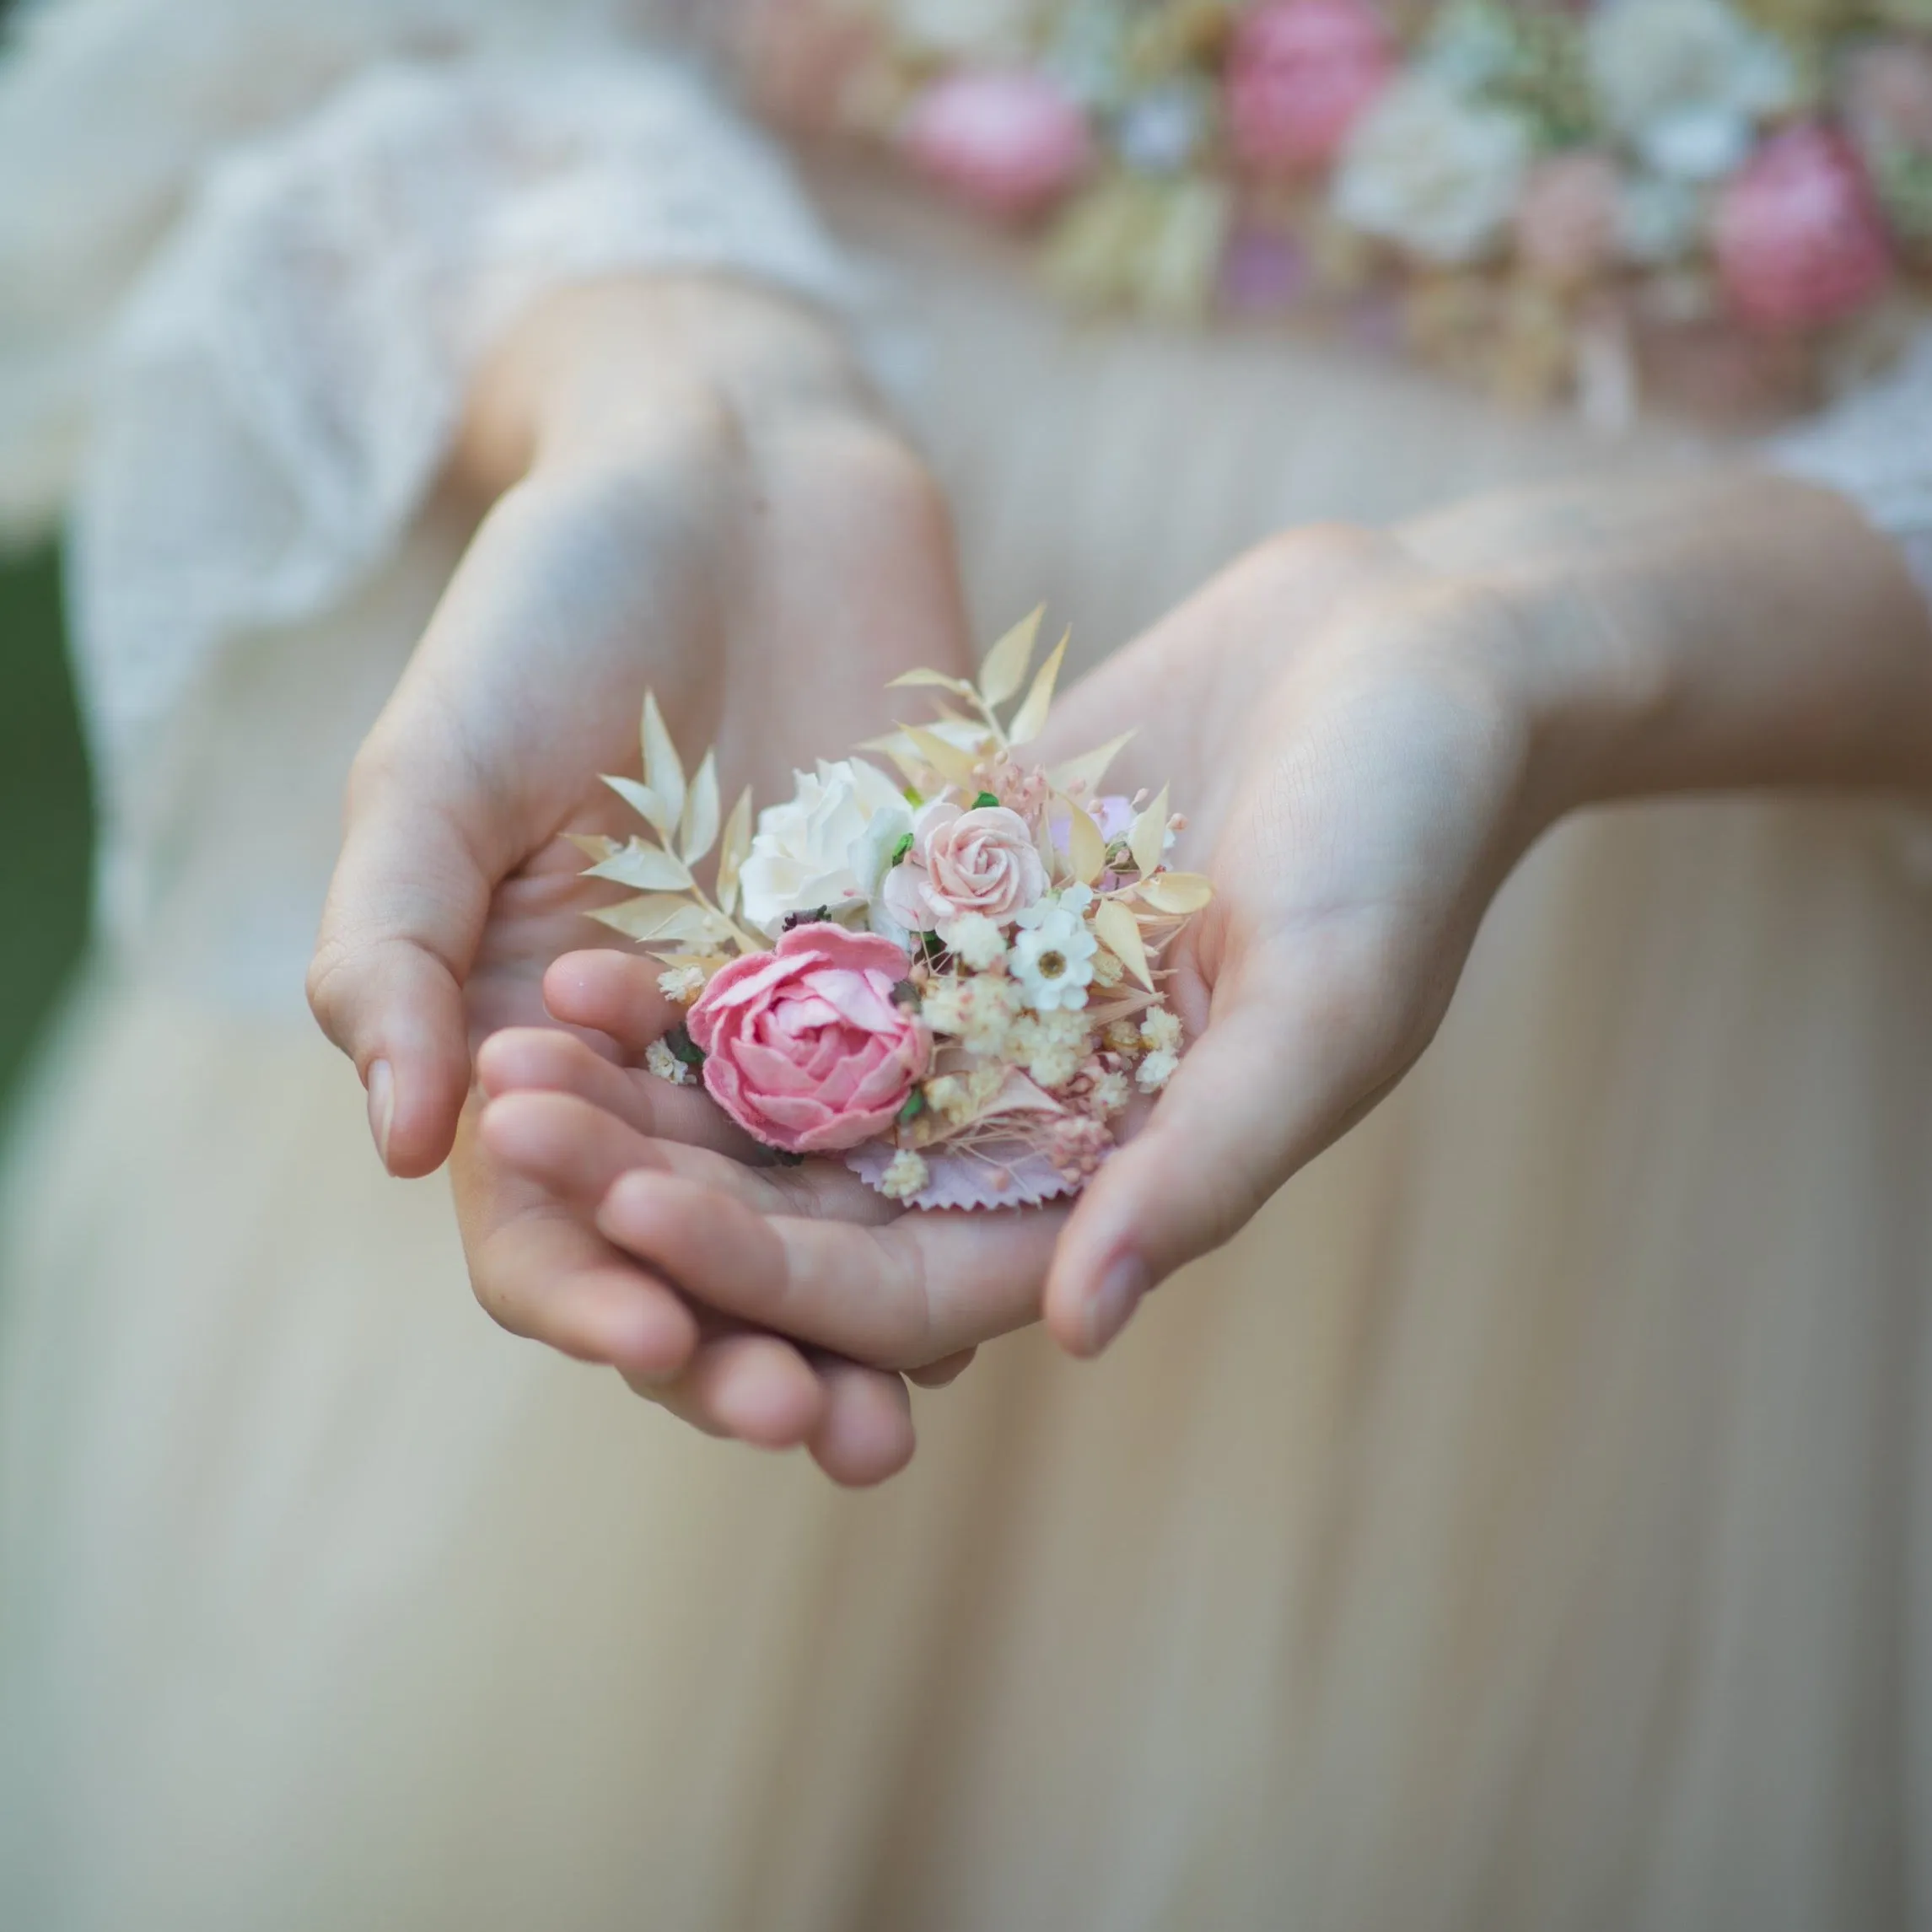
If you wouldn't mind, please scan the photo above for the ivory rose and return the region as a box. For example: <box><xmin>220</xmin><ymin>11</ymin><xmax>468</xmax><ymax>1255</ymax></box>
<box><xmin>738</xmin><ymin>758</ymin><xmax>912</xmax><ymax>939</ymax></box>
<box><xmin>882</xmin><ymin>799</ymin><xmax>1046</xmax><ymax>935</ymax></box>
<box><xmin>686</xmin><ymin>925</ymin><xmax>928</xmax><ymax>1154</ymax></box>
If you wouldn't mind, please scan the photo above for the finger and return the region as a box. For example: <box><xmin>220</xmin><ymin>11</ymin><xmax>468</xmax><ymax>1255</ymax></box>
<box><xmin>906</xmin><ymin>1348</ymin><xmax>977</xmax><ymax>1389</ymax></box>
<box><xmin>477</xmin><ymin>1089</ymin><xmax>805</xmax><ymax>1218</ymax></box>
<box><xmin>467</xmin><ymin>1203</ymin><xmax>700</xmax><ymax>1381</ymax></box>
<box><xmin>309</xmin><ymin>789</ymin><xmax>494</xmax><ymax>1177</ymax></box>
<box><xmin>1046</xmin><ymin>920</ymin><xmax>1424</xmax><ymax>1357</ymax></box>
<box><xmin>596</xmin><ymin>1169</ymin><xmax>1064</xmax><ymax>1366</ymax></box>
<box><xmin>476</xmin><ymin>1028</ymin><xmax>756</xmax><ymax>1158</ymax></box>
<box><xmin>543</xmin><ymin>949</ymin><xmax>686</xmax><ymax>1057</ymax></box>
<box><xmin>805</xmin><ymin>1356</ymin><xmax>917</xmax><ymax>1486</ymax></box>
<box><xmin>627</xmin><ymin>1329</ymin><xmax>826</xmax><ymax>1451</ymax></box>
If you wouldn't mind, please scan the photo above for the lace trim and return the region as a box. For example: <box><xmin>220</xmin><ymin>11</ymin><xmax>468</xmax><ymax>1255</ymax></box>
<box><xmin>68</xmin><ymin>50</ymin><xmax>867</xmax><ymax>881</ymax></box>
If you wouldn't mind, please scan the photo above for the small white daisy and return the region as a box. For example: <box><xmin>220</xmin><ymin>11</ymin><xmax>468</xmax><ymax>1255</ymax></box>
<box><xmin>1010</xmin><ymin>897</ymin><xmax>1098</xmax><ymax>1013</ymax></box>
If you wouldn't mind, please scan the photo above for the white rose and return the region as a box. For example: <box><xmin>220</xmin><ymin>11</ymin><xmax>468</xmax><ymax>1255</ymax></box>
<box><xmin>1588</xmin><ymin>0</ymin><xmax>1795</xmax><ymax>183</ymax></box>
<box><xmin>1332</xmin><ymin>76</ymin><xmax>1532</xmax><ymax>265</ymax></box>
<box><xmin>739</xmin><ymin>759</ymin><xmax>912</xmax><ymax>939</ymax></box>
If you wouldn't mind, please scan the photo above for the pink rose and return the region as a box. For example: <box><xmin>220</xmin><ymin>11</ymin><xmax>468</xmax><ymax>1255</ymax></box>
<box><xmin>1515</xmin><ymin>153</ymin><xmax>1623</xmax><ymax>285</ymax></box>
<box><xmin>901</xmin><ymin>70</ymin><xmax>1093</xmax><ymax>218</ymax></box>
<box><xmin>884</xmin><ymin>799</ymin><xmax>1046</xmax><ymax>934</ymax></box>
<box><xmin>1227</xmin><ymin>0</ymin><xmax>1395</xmax><ymax>176</ymax></box>
<box><xmin>1714</xmin><ymin>126</ymin><xmax>1893</xmax><ymax>334</ymax></box>
<box><xmin>686</xmin><ymin>924</ymin><xmax>928</xmax><ymax>1154</ymax></box>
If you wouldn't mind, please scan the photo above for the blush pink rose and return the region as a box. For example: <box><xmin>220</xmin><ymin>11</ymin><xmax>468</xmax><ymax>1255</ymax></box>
<box><xmin>1227</xmin><ymin>0</ymin><xmax>1395</xmax><ymax>176</ymax></box>
<box><xmin>686</xmin><ymin>924</ymin><xmax>927</xmax><ymax>1155</ymax></box>
<box><xmin>883</xmin><ymin>800</ymin><xmax>1047</xmax><ymax>934</ymax></box>
<box><xmin>901</xmin><ymin>70</ymin><xmax>1093</xmax><ymax>218</ymax></box>
<box><xmin>1714</xmin><ymin>126</ymin><xmax>1893</xmax><ymax>333</ymax></box>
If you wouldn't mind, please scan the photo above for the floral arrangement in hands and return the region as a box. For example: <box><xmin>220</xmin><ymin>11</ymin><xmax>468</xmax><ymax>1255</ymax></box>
<box><xmin>572</xmin><ymin>611</ymin><xmax>1212</xmax><ymax>1211</ymax></box>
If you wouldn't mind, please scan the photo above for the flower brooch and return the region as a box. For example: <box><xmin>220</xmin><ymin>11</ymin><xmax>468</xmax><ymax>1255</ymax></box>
<box><xmin>573</xmin><ymin>610</ymin><xmax>1213</xmax><ymax>1210</ymax></box>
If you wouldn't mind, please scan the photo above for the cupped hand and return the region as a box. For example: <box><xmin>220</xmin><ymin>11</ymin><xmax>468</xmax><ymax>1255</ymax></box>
<box><xmin>480</xmin><ymin>522</ymin><xmax>1561</xmax><ymax>1382</ymax></box>
<box><xmin>307</xmin><ymin>274</ymin><xmax>975</xmax><ymax>1481</ymax></box>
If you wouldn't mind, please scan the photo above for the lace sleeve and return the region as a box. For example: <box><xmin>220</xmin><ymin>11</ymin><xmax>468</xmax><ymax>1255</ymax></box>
<box><xmin>67</xmin><ymin>50</ymin><xmax>870</xmax><ymax>815</ymax></box>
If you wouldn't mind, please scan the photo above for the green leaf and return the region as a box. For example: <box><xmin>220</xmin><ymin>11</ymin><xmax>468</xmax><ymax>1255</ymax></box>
<box><xmin>976</xmin><ymin>605</ymin><xmax>1044</xmax><ymax>710</ymax></box>
<box><xmin>896</xmin><ymin>1088</ymin><xmax>926</xmax><ymax>1127</ymax></box>
<box><xmin>971</xmin><ymin>791</ymin><xmax>1001</xmax><ymax>810</ymax></box>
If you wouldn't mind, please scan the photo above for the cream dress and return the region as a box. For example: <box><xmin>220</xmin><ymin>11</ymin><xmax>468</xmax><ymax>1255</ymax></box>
<box><xmin>4</xmin><ymin>8</ymin><xmax>1932</xmax><ymax>1930</ymax></box>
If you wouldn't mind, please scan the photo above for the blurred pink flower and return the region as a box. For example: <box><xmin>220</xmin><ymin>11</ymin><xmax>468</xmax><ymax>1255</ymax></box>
<box><xmin>901</xmin><ymin>70</ymin><xmax>1094</xmax><ymax>218</ymax></box>
<box><xmin>1227</xmin><ymin>0</ymin><xmax>1396</xmax><ymax>176</ymax></box>
<box><xmin>1714</xmin><ymin>126</ymin><xmax>1892</xmax><ymax>332</ymax></box>
<box><xmin>1515</xmin><ymin>153</ymin><xmax>1623</xmax><ymax>284</ymax></box>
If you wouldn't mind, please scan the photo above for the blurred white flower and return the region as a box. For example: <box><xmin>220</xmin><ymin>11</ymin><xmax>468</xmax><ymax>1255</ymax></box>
<box><xmin>739</xmin><ymin>759</ymin><xmax>912</xmax><ymax>939</ymax></box>
<box><xmin>894</xmin><ymin>0</ymin><xmax>1041</xmax><ymax>62</ymax></box>
<box><xmin>1588</xmin><ymin>0</ymin><xmax>1795</xmax><ymax>182</ymax></box>
<box><xmin>1332</xmin><ymin>74</ymin><xmax>1533</xmax><ymax>263</ymax></box>
<box><xmin>1616</xmin><ymin>170</ymin><xmax>1707</xmax><ymax>263</ymax></box>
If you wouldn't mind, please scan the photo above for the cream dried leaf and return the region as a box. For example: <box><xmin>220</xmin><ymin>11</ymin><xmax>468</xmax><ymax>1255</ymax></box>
<box><xmin>976</xmin><ymin>605</ymin><xmax>1044</xmax><ymax>709</ymax></box>
<box><xmin>1049</xmin><ymin>730</ymin><xmax>1136</xmax><ymax>799</ymax></box>
<box><xmin>1094</xmin><ymin>896</ymin><xmax>1154</xmax><ymax>991</ymax></box>
<box><xmin>1138</xmin><ymin>870</ymin><xmax>1214</xmax><ymax>915</ymax></box>
<box><xmin>601</xmin><ymin>774</ymin><xmax>675</xmax><ymax>839</ymax></box>
<box><xmin>680</xmin><ymin>749</ymin><xmax>721</xmax><ymax>867</ymax></box>
<box><xmin>1061</xmin><ymin>793</ymin><xmax>1107</xmax><ymax>887</ymax></box>
<box><xmin>640</xmin><ymin>692</ymin><xmax>686</xmax><ymax>831</ymax></box>
<box><xmin>1007</xmin><ymin>629</ymin><xmax>1068</xmax><ymax>745</ymax></box>
<box><xmin>716</xmin><ymin>785</ymin><xmax>754</xmax><ymax>916</ymax></box>
<box><xmin>585</xmin><ymin>840</ymin><xmax>694</xmax><ymax>892</ymax></box>
<box><xmin>1129</xmin><ymin>785</ymin><xmax>1171</xmax><ymax>879</ymax></box>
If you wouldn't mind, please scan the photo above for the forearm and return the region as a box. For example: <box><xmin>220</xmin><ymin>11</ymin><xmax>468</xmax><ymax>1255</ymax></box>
<box><xmin>450</xmin><ymin>272</ymin><xmax>883</xmax><ymax>501</ymax></box>
<box><xmin>1401</xmin><ymin>470</ymin><xmax>1932</xmax><ymax>824</ymax></box>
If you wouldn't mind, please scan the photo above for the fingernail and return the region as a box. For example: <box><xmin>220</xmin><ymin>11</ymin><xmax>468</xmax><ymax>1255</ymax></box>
<box><xmin>367</xmin><ymin>1058</ymin><xmax>396</xmax><ymax>1167</ymax></box>
<box><xmin>1087</xmin><ymin>1254</ymin><xmax>1149</xmax><ymax>1354</ymax></box>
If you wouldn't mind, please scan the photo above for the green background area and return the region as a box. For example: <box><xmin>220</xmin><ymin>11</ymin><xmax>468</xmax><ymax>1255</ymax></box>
<box><xmin>0</xmin><ymin>544</ymin><xmax>91</xmax><ymax>1112</ymax></box>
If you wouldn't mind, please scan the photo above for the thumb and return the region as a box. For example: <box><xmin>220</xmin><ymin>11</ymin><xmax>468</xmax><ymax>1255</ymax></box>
<box><xmin>1044</xmin><ymin>925</ymin><xmax>1423</xmax><ymax>1356</ymax></box>
<box><xmin>308</xmin><ymin>748</ymin><xmax>498</xmax><ymax>1178</ymax></box>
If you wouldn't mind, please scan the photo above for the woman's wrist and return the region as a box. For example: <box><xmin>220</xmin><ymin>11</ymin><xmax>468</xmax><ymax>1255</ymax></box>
<box><xmin>453</xmin><ymin>272</ymin><xmax>883</xmax><ymax>498</ymax></box>
<box><xmin>1398</xmin><ymin>470</ymin><xmax>1932</xmax><ymax>822</ymax></box>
